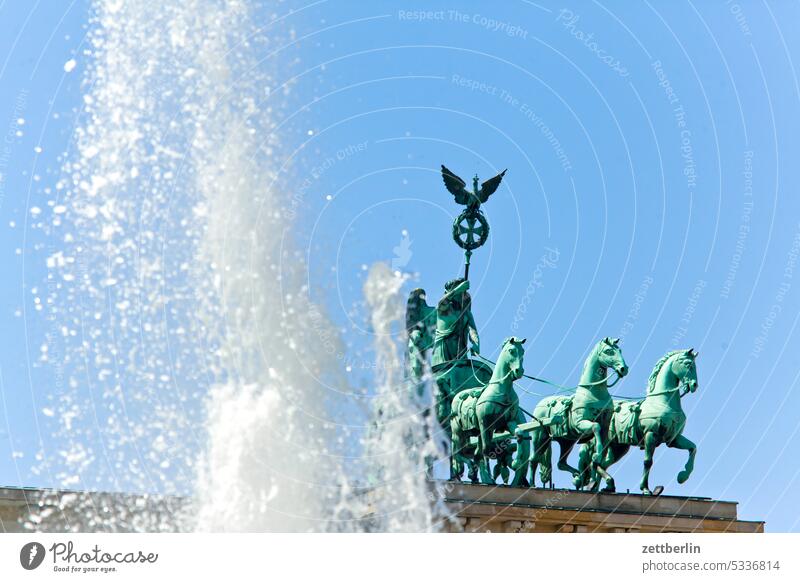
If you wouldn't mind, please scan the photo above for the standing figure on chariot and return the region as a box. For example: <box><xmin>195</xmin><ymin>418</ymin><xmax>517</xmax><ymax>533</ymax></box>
<box><xmin>402</xmin><ymin>164</ymin><xmax>504</xmax><ymax>440</ymax></box>
<box><xmin>430</xmin><ymin>278</ymin><xmax>481</xmax><ymax>427</ymax></box>
<box><xmin>404</xmin><ymin>277</ymin><xmax>492</xmax><ymax>435</ymax></box>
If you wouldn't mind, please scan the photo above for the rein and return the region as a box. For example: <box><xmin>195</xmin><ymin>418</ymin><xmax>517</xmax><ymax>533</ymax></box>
<box><xmin>473</xmin><ymin>353</ymin><xmax>622</xmax><ymax>395</ymax></box>
<box><xmin>645</xmin><ymin>385</ymin><xmax>691</xmax><ymax>399</ymax></box>
<box><xmin>463</xmin><ymin>358</ymin><xmax>537</xmax><ymax>420</ymax></box>
<box><xmin>439</xmin><ymin>353</ymin><xmax>692</xmax><ymax>413</ymax></box>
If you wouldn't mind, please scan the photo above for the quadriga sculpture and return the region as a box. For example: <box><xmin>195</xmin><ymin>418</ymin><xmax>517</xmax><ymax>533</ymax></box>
<box><xmin>450</xmin><ymin>337</ymin><xmax>529</xmax><ymax>486</ymax></box>
<box><xmin>528</xmin><ymin>338</ymin><xmax>629</xmax><ymax>491</ymax></box>
<box><xmin>576</xmin><ymin>349</ymin><xmax>699</xmax><ymax>495</ymax></box>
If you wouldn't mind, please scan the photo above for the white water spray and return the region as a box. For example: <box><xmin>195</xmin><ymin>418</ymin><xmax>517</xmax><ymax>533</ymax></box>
<box><xmin>30</xmin><ymin>0</ymin><xmax>439</xmax><ymax>532</ymax></box>
<box><xmin>360</xmin><ymin>264</ymin><xmax>444</xmax><ymax>532</ymax></box>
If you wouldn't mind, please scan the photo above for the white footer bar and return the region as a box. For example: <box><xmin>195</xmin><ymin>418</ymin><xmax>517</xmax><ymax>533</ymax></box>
<box><xmin>0</xmin><ymin>533</ymin><xmax>796</xmax><ymax>581</ymax></box>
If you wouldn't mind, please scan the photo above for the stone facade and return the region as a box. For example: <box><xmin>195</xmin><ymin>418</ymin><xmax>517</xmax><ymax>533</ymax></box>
<box><xmin>437</xmin><ymin>482</ymin><xmax>764</xmax><ymax>533</ymax></box>
<box><xmin>0</xmin><ymin>486</ymin><xmax>185</xmax><ymax>532</ymax></box>
<box><xmin>1</xmin><ymin>483</ymin><xmax>764</xmax><ymax>533</ymax></box>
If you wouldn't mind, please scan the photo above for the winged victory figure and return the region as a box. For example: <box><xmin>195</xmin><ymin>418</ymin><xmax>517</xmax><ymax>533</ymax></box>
<box><xmin>441</xmin><ymin>165</ymin><xmax>507</xmax><ymax>211</ymax></box>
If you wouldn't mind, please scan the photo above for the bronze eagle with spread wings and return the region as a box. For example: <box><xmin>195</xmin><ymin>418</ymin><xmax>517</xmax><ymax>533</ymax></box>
<box><xmin>441</xmin><ymin>165</ymin><xmax>507</xmax><ymax>210</ymax></box>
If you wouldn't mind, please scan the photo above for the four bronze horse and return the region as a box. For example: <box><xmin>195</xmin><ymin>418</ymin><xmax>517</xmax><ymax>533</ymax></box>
<box><xmin>528</xmin><ymin>337</ymin><xmax>628</xmax><ymax>491</ymax></box>
<box><xmin>449</xmin><ymin>337</ymin><xmax>529</xmax><ymax>485</ymax></box>
<box><xmin>576</xmin><ymin>349</ymin><xmax>699</xmax><ymax>494</ymax></box>
<box><xmin>441</xmin><ymin>337</ymin><xmax>700</xmax><ymax>495</ymax></box>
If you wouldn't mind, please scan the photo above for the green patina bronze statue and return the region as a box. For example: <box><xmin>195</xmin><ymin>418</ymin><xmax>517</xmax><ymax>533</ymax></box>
<box><xmin>405</xmin><ymin>165</ymin><xmax>506</xmax><ymax>431</ymax></box>
<box><xmin>400</xmin><ymin>163</ymin><xmax>702</xmax><ymax>495</ymax></box>
<box><xmin>492</xmin><ymin>439</ymin><xmax>517</xmax><ymax>485</ymax></box>
<box><xmin>432</xmin><ymin>278</ymin><xmax>480</xmax><ymax>368</ymax></box>
<box><xmin>527</xmin><ymin>338</ymin><xmax>628</xmax><ymax>491</ymax></box>
<box><xmin>406</xmin><ymin>279</ymin><xmax>491</xmax><ymax>428</ymax></box>
<box><xmin>405</xmin><ymin>288</ymin><xmax>436</xmax><ymax>387</ymax></box>
<box><xmin>441</xmin><ymin>165</ymin><xmax>505</xmax><ymax>280</ymax></box>
<box><xmin>430</xmin><ymin>278</ymin><xmax>485</xmax><ymax>427</ymax></box>
<box><xmin>576</xmin><ymin>349</ymin><xmax>699</xmax><ymax>495</ymax></box>
<box><xmin>449</xmin><ymin>337</ymin><xmax>530</xmax><ymax>485</ymax></box>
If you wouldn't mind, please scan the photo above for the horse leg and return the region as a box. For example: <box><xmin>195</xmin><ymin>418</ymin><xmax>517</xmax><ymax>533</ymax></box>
<box><xmin>449</xmin><ymin>454</ymin><xmax>463</xmax><ymax>482</ymax></box>
<box><xmin>468</xmin><ymin>464</ymin><xmax>479</xmax><ymax>484</ymax></box>
<box><xmin>421</xmin><ymin>406</ymin><xmax>435</xmax><ymax>478</ymax></box>
<box><xmin>576</xmin><ymin>442</ymin><xmax>593</xmax><ymax>489</ymax></box>
<box><xmin>491</xmin><ymin>437</ymin><xmax>512</xmax><ymax>485</ymax></box>
<box><xmin>528</xmin><ymin>429</ymin><xmax>544</xmax><ymax>487</ymax></box>
<box><xmin>476</xmin><ymin>410</ymin><xmax>495</xmax><ymax>485</ymax></box>
<box><xmin>555</xmin><ymin>440</ymin><xmax>581</xmax><ymax>488</ymax></box>
<box><xmin>510</xmin><ymin>412</ymin><xmax>530</xmax><ymax>487</ymax></box>
<box><xmin>477</xmin><ymin>457</ymin><xmax>493</xmax><ymax>484</ymax></box>
<box><xmin>669</xmin><ymin>434</ymin><xmax>697</xmax><ymax>484</ymax></box>
<box><xmin>449</xmin><ymin>425</ymin><xmax>462</xmax><ymax>481</ymax></box>
<box><xmin>539</xmin><ymin>434</ymin><xmax>553</xmax><ymax>487</ymax></box>
<box><xmin>466</xmin><ymin>444</ymin><xmax>480</xmax><ymax>483</ymax></box>
<box><xmin>591</xmin><ymin>442</ymin><xmax>612</xmax><ymax>491</ymax></box>
<box><xmin>585</xmin><ymin>443</ymin><xmax>607</xmax><ymax>491</ymax></box>
<box><xmin>435</xmin><ymin>378</ymin><xmax>449</xmax><ymax>432</ymax></box>
<box><xmin>572</xmin><ymin>418</ymin><xmax>604</xmax><ymax>487</ymax></box>
<box><xmin>599</xmin><ymin>444</ymin><xmax>629</xmax><ymax>492</ymax></box>
<box><xmin>530</xmin><ymin>428</ymin><xmax>552</xmax><ymax>487</ymax></box>
<box><xmin>592</xmin><ymin>459</ymin><xmax>614</xmax><ymax>493</ymax></box>
<box><xmin>640</xmin><ymin>431</ymin><xmax>657</xmax><ymax>494</ymax></box>
<box><xmin>511</xmin><ymin>446</ymin><xmax>530</xmax><ymax>487</ymax></box>
<box><xmin>574</xmin><ymin>419</ymin><xmax>605</xmax><ymax>464</ymax></box>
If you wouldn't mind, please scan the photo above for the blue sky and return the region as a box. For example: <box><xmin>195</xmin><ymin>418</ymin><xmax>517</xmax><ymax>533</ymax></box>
<box><xmin>2</xmin><ymin>1</ymin><xmax>800</xmax><ymax>530</ymax></box>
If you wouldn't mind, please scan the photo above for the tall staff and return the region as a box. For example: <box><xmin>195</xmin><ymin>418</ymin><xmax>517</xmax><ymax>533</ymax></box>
<box><xmin>440</xmin><ymin>165</ymin><xmax>507</xmax><ymax>280</ymax></box>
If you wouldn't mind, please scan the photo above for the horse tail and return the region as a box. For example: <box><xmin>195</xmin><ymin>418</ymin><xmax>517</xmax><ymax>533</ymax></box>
<box><xmin>512</xmin><ymin>436</ymin><xmax>530</xmax><ymax>472</ymax></box>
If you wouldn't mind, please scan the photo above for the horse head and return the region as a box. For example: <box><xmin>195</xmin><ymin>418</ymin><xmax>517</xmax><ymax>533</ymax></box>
<box><xmin>499</xmin><ymin>336</ymin><xmax>526</xmax><ymax>381</ymax></box>
<box><xmin>672</xmin><ymin>348</ymin><xmax>699</xmax><ymax>393</ymax></box>
<box><xmin>597</xmin><ymin>337</ymin><xmax>629</xmax><ymax>378</ymax></box>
